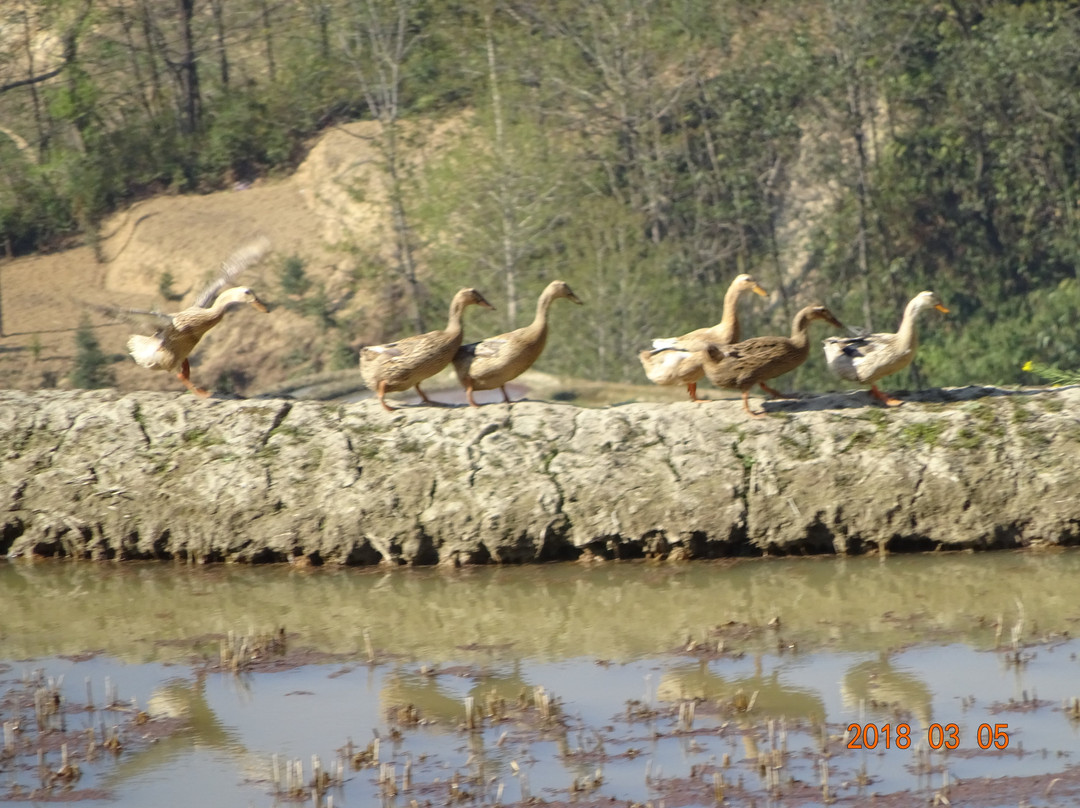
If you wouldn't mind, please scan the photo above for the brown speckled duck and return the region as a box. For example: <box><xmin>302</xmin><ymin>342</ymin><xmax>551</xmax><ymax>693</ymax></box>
<box><xmin>639</xmin><ymin>273</ymin><xmax>768</xmax><ymax>401</ymax></box>
<box><xmin>702</xmin><ymin>304</ymin><xmax>843</xmax><ymax>418</ymax></box>
<box><xmin>453</xmin><ymin>280</ymin><xmax>582</xmax><ymax>407</ymax></box>
<box><xmin>360</xmin><ymin>288</ymin><xmax>494</xmax><ymax>411</ymax></box>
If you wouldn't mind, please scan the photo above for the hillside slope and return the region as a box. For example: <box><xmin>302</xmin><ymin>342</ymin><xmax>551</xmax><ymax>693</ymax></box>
<box><xmin>0</xmin><ymin>121</ymin><xmax>403</xmax><ymax>397</ymax></box>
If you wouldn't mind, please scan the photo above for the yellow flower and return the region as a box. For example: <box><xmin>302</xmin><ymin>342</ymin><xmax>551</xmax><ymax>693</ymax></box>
<box><xmin>1022</xmin><ymin>361</ymin><xmax>1034</xmax><ymax>372</ymax></box>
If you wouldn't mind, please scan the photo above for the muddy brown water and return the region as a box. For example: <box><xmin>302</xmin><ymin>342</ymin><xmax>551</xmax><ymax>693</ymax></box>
<box><xmin>2</xmin><ymin>551</ymin><xmax>1080</xmax><ymax>807</ymax></box>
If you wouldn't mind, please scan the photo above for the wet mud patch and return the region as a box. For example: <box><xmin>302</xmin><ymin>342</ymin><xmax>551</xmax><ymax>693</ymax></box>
<box><xmin>0</xmin><ymin>666</ymin><xmax>189</xmax><ymax>803</ymax></box>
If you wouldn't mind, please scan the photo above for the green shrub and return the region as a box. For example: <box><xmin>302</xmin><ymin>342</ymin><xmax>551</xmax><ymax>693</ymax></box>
<box><xmin>69</xmin><ymin>316</ymin><xmax>115</xmax><ymax>389</ymax></box>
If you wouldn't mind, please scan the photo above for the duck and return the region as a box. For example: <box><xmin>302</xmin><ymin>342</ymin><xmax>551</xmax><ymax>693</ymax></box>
<box><xmin>822</xmin><ymin>291</ymin><xmax>949</xmax><ymax>406</ymax></box>
<box><xmin>639</xmin><ymin>273</ymin><xmax>768</xmax><ymax>401</ymax></box>
<box><xmin>453</xmin><ymin>280</ymin><xmax>583</xmax><ymax>407</ymax></box>
<box><xmin>103</xmin><ymin>236</ymin><xmax>272</xmax><ymax>397</ymax></box>
<box><xmin>360</xmin><ymin>287</ymin><xmax>494</xmax><ymax>411</ymax></box>
<box><xmin>701</xmin><ymin>304</ymin><xmax>844</xmax><ymax>418</ymax></box>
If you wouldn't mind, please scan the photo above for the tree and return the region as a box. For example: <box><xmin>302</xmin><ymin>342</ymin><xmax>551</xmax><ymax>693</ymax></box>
<box><xmin>341</xmin><ymin>0</ymin><xmax>427</xmax><ymax>333</ymax></box>
<box><xmin>175</xmin><ymin>0</ymin><xmax>201</xmax><ymax>135</ymax></box>
<box><xmin>69</xmin><ymin>316</ymin><xmax>115</xmax><ymax>389</ymax></box>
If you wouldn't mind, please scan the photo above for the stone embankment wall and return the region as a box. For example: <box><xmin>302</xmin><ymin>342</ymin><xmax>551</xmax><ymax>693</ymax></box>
<box><xmin>2</xmin><ymin>387</ymin><xmax>1078</xmax><ymax>565</ymax></box>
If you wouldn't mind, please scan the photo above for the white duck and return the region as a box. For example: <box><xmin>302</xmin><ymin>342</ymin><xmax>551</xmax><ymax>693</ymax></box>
<box><xmin>823</xmin><ymin>290</ymin><xmax>949</xmax><ymax>406</ymax></box>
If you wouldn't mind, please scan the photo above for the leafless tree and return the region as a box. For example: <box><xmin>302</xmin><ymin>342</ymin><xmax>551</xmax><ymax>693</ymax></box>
<box><xmin>341</xmin><ymin>0</ymin><xmax>426</xmax><ymax>332</ymax></box>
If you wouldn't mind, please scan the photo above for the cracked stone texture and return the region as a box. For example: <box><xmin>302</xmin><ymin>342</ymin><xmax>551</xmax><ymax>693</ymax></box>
<box><xmin>2</xmin><ymin>387</ymin><xmax>1079</xmax><ymax>564</ymax></box>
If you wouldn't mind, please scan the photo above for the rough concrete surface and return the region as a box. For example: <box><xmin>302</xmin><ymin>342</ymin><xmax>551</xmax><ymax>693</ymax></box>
<box><xmin>2</xmin><ymin>386</ymin><xmax>1079</xmax><ymax>564</ymax></box>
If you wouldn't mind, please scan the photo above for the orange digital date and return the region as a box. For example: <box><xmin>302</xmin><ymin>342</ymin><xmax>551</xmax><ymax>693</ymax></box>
<box><xmin>846</xmin><ymin>722</ymin><xmax>1010</xmax><ymax>751</ymax></box>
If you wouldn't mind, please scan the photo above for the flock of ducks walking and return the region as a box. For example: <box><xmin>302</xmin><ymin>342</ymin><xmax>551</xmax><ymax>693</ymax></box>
<box><xmin>640</xmin><ymin>274</ymin><xmax>949</xmax><ymax>417</ymax></box>
<box><xmin>103</xmin><ymin>238</ymin><xmax>948</xmax><ymax>416</ymax></box>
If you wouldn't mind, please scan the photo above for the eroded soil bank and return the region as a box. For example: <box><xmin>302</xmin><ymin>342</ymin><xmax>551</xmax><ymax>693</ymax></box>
<box><xmin>2</xmin><ymin>386</ymin><xmax>1078</xmax><ymax>564</ymax></box>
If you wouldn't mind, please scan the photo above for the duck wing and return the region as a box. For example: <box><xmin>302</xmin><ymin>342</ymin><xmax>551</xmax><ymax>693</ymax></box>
<box><xmin>92</xmin><ymin>303</ymin><xmax>174</xmax><ymax>334</ymax></box>
<box><xmin>827</xmin><ymin>332</ymin><xmax>895</xmax><ymax>359</ymax></box>
<box><xmin>708</xmin><ymin>336</ymin><xmax>806</xmax><ymax>388</ymax></box>
<box><xmin>467</xmin><ymin>338</ymin><xmax>508</xmax><ymax>359</ymax></box>
<box><xmin>192</xmin><ymin>234</ymin><xmax>272</xmax><ymax>308</ymax></box>
<box><xmin>362</xmin><ymin>342</ymin><xmax>406</xmax><ymax>360</ymax></box>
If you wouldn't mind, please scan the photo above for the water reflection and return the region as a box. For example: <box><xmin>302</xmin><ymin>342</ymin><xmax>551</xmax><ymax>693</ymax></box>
<box><xmin>840</xmin><ymin>654</ymin><xmax>934</xmax><ymax>726</ymax></box>
<box><xmin>3</xmin><ymin>551</ymin><xmax>1080</xmax><ymax>807</ymax></box>
<box><xmin>3</xmin><ymin>550</ymin><xmax>1080</xmax><ymax>662</ymax></box>
<box><xmin>110</xmin><ymin>674</ymin><xmax>238</xmax><ymax>776</ymax></box>
<box><xmin>658</xmin><ymin>658</ymin><xmax>826</xmax><ymax>723</ymax></box>
<box><xmin>381</xmin><ymin>663</ymin><xmax>534</xmax><ymax>728</ymax></box>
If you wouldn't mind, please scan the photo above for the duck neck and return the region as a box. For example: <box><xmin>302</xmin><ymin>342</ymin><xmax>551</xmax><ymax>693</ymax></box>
<box><xmin>523</xmin><ymin>287</ymin><xmax>557</xmax><ymax>341</ymax></box>
<box><xmin>445</xmin><ymin>295</ymin><xmax>469</xmax><ymax>338</ymax></box>
<box><xmin>787</xmin><ymin>308</ymin><xmax>816</xmax><ymax>350</ymax></box>
<box><xmin>717</xmin><ymin>281</ymin><xmax>744</xmax><ymax>343</ymax></box>
<box><xmin>894</xmin><ymin>298</ymin><xmax>925</xmax><ymax>352</ymax></box>
<box><xmin>207</xmin><ymin>288</ymin><xmax>246</xmax><ymax>320</ymax></box>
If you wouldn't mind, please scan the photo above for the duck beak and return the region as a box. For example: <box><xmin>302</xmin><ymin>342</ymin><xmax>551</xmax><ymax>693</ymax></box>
<box><xmin>250</xmin><ymin>297</ymin><xmax>269</xmax><ymax>313</ymax></box>
<box><xmin>826</xmin><ymin>313</ymin><xmax>844</xmax><ymax>329</ymax></box>
<box><xmin>568</xmin><ymin>292</ymin><xmax>584</xmax><ymax>305</ymax></box>
<box><xmin>935</xmin><ymin>304</ymin><xmax>949</xmax><ymax>314</ymax></box>
<box><xmin>752</xmin><ymin>284</ymin><xmax>768</xmax><ymax>297</ymax></box>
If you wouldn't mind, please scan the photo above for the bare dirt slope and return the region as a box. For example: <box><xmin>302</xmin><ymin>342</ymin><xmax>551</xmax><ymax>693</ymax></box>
<box><xmin>0</xmin><ymin>114</ymin><xmax>725</xmax><ymax>405</ymax></box>
<box><xmin>0</xmin><ymin>121</ymin><xmax>399</xmax><ymax>397</ymax></box>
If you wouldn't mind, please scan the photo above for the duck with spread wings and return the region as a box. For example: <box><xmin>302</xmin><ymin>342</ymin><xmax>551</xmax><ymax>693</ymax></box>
<box><xmin>98</xmin><ymin>235</ymin><xmax>272</xmax><ymax>397</ymax></box>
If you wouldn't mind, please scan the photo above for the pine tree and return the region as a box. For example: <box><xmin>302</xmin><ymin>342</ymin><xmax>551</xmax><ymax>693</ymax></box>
<box><xmin>69</xmin><ymin>316</ymin><xmax>115</xmax><ymax>389</ymax></box>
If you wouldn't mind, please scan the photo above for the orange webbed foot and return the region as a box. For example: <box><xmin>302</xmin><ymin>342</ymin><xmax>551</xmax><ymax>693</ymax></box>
<box><xmin>870</xmin><ymin>385</ymin><xmax>904</xmax><ymax>407</ymax></box>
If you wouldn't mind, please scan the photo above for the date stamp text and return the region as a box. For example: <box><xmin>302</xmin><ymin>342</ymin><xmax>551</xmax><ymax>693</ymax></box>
<box><xmin>846</xmin><ymin>722</ymin><xmax>1010</xmax><ymax>751</ymax></box>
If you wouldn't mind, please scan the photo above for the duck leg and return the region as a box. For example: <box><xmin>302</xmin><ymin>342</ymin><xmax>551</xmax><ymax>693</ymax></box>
<box><xmin>687</xmin><ymin>382</ymin><xmax>703</xmax><ymax>402</ymax></box>
<box><xmin>742</xmin><ymin>388</ymin><xmax>767</xmax><ymax>418</ymax></box>
<box><xmin>177</xmin><ymin>359</ymin><xmax>210</xmax><ymax>398</ymax></box>
<box><xmin>500</xmin><ymin>385</ymin><xmax>514</xmax><ymax>405</ymax></box>
<box><xmin>465</xmin><ymin>382</ymin><xmax>480</xmax><ymax>408</ymax></box>
<box><xmin>759</xmin><ymin>382</ymin><xmax>786</xmax><ymax>398</ymax></box>
<box><xmin>377</xmin><ymin>380</ymin><xmax>397</xmax><ymax>412</ymax></box>
<box><xmin>869</xmin><ymin>384</ymin><xmax>904</xmax><ymax>407</ymax></box>
<box><xmin>414</xmin><ymin>382</ymin><xmax>439</xmax><ymax>406</ymax></box>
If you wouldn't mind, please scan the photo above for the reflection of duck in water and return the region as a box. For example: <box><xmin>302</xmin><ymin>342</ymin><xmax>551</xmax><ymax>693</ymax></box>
<box><xmin>656</xmin><ymin>659</ymin><xmax>826</xmax><ymax>724</ymax></box>
<box><xmin>840</xmin><ymin>655</ymin><xmax>933</xmax><ymax>728</ymax></box>
<box><xmin>379</xmin><ymin>663</ymin><xmax>536</xmax><ymax>729</ymax></box>
<box><xmin>104</xmin><ymin>673</ymin><xmax>247</xmax><ymax>787</ymax></box>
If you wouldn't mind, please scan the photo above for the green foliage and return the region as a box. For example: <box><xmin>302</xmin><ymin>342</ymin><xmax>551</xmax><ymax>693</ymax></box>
<box><xmin>0</xmin><ymin>144</ymin><xmax>75</xmax><ymax>253</ymax></box>
<box><xmin>279</xmin><ymin>255</ymin><xmax>312</xmax><ymax>298</ymax></box>
<box><xmin>5</xmin><ymin>0</ymin><xmax>1080</xmax><ymax>387</ymax></box>
<box><xmin>69</xmin><ymin>316</ymin><xmax>115</xmax><ymax>389</ymax></box>
<box><xmin>327</xmin><ymin>340</ymin><xmax>358</xmax><ymax>371</ymax></box>
<box><xmin>1022</xmin><ymin>361</ymin><xmax>1080</xmax><ymax>387</ymax></box>
<box><xmin>201</xmin><ymin>93</ymin><xmax>294</xmax><ymax>180</ymax></box>
<box><xmin>277</xmin><ymin>254</ymin><xmax>338</xmax><ymax>335</ymax></box>
<box><xmin>158</xmin><ymin>272</ymin><xmax>182</xmax><ymax>302</ymax></box>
